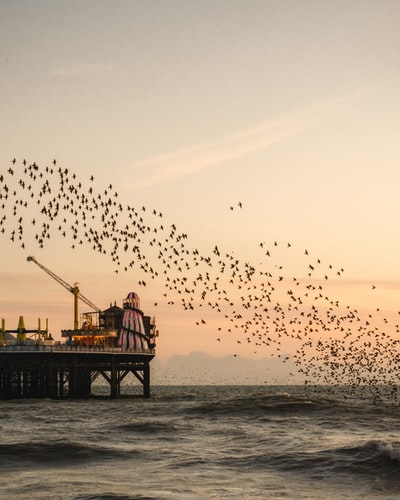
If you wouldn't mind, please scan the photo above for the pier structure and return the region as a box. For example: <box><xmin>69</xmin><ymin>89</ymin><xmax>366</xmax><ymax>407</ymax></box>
<box><xmin>0</xmin><ymin>268</ymin><xmax>159</xmax><ymax>399</ymax></box>
<box><xmin>0</xmin><ymin>308</ymin><xmax>157</xmax><ymax>399</ymax></box>
<box><xmin>0</xmin><ymin>345</ymin><xmax>154</xmax><ymax>399</ymax></box>
<box><xmin>1</xmin><ymin>315</ymin><xmax>51</xmax><ymax>344</ymax></box>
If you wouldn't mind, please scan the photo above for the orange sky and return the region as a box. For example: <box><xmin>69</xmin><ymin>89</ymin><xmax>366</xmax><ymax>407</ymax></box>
<box><xmin>1</xmin><ymin>1</ymin><xmax>400</xmax><ymax>383</ymax></box>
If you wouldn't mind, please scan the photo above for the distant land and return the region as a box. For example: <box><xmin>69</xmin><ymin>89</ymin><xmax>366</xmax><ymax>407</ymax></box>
<box><xmin>151</xmin><ymin>351</ymin><xmax>304</xmax><ymax>385</ymax></box>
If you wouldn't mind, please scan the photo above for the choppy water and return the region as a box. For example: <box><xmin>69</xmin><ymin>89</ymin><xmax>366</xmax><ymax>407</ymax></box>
<box><xmin>1</xmin><ymin>385</ymin><xmax>400</xmax><ymax>499</ymax></box>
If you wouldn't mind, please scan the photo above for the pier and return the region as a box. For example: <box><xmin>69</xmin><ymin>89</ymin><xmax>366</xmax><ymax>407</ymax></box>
<box><xmin>0</xmin><ymin>345</ymin><xmax>154</xmax><ymax>399</ymax></box>
<box><xmin>0</xmin><ymin>282</ymin><xmax>158</xmax><ymax>399</ymax></box>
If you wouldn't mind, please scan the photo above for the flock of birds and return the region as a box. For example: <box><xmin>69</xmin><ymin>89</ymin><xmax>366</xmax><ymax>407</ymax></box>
<box><xmin>1</xmin><ymin>158</ymin><xmax>400</xmax><ymax>390</ymax></box>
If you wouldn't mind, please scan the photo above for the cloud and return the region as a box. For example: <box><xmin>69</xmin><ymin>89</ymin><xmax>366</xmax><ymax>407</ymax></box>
<box><xmin>151</xmin><ymin>351</ymin><xmax>302</xmax><ymax>384</ymax></box>
<box><xmin>125</xmin><ymin>92</ymin><xmax>367</xmax><ymax>190</ymax></box>
<box><xmin>50</xmin><ymin>62</ymin><xmax>113</xmax><ymax>77</ymax></box>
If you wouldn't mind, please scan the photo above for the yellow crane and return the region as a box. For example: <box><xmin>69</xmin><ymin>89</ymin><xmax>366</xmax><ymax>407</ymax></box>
<box><xmin>27</xmin><ymin>256</ymin><xmax>101</xmax><ymax>330</ymax></box>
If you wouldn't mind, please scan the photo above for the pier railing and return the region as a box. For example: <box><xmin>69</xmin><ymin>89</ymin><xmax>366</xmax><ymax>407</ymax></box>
<box><xmin>0</xmin><ymin>344</ymin><xmax>155</xmax><ymax>354</ymax></box>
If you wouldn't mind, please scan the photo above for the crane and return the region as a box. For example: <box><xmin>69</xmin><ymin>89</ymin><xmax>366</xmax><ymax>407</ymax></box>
<box><xmin>27</xmin><ymin>256</ymin><xmax>101</xmax><ymax>330</ymax></box>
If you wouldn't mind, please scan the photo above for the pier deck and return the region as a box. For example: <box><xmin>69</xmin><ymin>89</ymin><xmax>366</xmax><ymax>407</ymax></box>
<box><xmin>0</xmin><ymin>345</ymin><xmax>154</xmax><ymax>399</ymax></box>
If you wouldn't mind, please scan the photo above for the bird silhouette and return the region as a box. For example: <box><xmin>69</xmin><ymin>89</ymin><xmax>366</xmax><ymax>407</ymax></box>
<box><xmin>1</xmin><ymin>158</ymin><xmax>398</xmax><ymax>392</ymax></box>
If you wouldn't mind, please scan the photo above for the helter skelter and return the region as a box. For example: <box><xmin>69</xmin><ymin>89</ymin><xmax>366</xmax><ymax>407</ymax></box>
<box><xmin>118</xmin><ymin>292</ymin><xmax>156</xmax><ymax>351</ymax></box>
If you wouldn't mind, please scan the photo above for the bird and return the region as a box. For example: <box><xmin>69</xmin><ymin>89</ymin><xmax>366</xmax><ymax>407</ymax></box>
<box><xmin>1</xmin><ymin>158</ymin><xmax>398</xmax><ymax>391</ymax></box>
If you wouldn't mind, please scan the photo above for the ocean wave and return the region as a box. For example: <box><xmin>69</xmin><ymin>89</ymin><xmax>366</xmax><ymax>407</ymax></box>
<box><xmin>218</xmin><ymin>439</ymin><xmax>400</xmax><ymax>482</ymax></box>
<box><xmin>0</xmin><ymin>441</ymin><xmax>134</xmax><ymax>466</ymax></box>
<box><xmin>118</xmin><ymin>420</ymin><xmax>180</xmax><ymax>435</ymax></box>
<box><xmin>186</xmin><ymin>393</ymin><xmax>344</xmax><ymax>418</ymax></box>
<box><xmin>331</xmin><ymin>440</ymin><xmax>400</xmax><ymax>473</ymax></box>
<box><xmin>75</xmin><ymin>496</ymin><xmax>157</xmax><ymax>500</ymax></box>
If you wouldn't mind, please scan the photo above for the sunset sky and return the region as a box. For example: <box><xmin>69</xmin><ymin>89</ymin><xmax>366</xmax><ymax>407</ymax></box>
<box><xmin>1</xmin><ymin>1</ymin><xmax>400</xmax><ymax>370</ymax></box>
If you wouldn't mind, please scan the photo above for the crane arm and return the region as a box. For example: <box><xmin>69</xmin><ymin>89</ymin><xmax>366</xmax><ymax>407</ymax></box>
<box><xmin>78</xmin><ymin>294</ymin><xmax>101</xmax><ymax>313</ymax></box>
<box><xmin>27</xmin><ymin>256</ymin><xmax>73</xmax><ymax>293</ymax></box>
<box><xmin>27</xmin><ymin>256</ymin><xmax>101</xmax><ymax>312</ymax></box>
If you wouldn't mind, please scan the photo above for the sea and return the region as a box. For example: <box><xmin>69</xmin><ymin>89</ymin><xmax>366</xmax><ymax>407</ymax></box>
<box><xmin>1</xmin><ymin>385</ymin><xmax>400</xmax><ymax>500</ymax></box>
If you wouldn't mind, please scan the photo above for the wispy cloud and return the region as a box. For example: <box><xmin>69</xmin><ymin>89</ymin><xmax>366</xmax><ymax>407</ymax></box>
<box><xmin>50</xmin><ymin>62</ymin><xmax>113</xmax><ymax>77</ymax></box>
<box><xmin>125</xmin><ymin>91</ymin><xmax>369</xmax><ymax>190</ymax></box>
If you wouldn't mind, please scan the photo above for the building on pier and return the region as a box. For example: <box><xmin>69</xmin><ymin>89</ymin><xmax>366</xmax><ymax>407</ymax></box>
<box><xmin>0</xmin><ymin>291</ymin><xmax>158</xmax><ymax>399</ymax></box>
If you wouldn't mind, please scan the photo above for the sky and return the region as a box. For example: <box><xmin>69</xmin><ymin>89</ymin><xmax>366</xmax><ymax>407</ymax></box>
<box><xmin>1</xmin><ymin>1</ymin><xmax>400</xmax><ymax>382</ymax></box>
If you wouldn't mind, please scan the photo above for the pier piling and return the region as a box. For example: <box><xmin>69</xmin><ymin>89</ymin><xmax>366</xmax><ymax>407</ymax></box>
<box><xmin>0</xmin><ymin>346</ymin><xmax>154</xmax><ymax>399</ymax></box>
